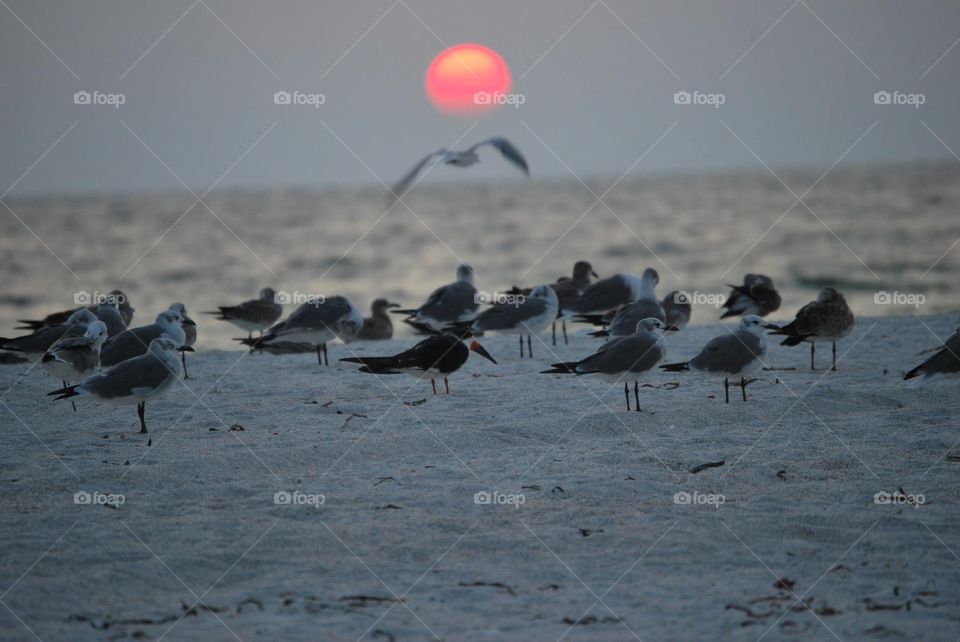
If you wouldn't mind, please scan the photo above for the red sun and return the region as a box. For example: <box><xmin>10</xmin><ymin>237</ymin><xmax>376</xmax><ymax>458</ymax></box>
<box><xmin>425</xmin><ymin>43</ymin><xmax>511</xmax><ymax>116</ymax></box>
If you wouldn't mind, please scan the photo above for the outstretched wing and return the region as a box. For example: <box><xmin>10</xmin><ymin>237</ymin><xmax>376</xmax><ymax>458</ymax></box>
<box><xmin>390</xmin><ymin>149</ymin><xmax>446</xmax><ymax>201</ymax></box>
<box><xmin>472</xmin><ymin>138</ymin><xmax>529</xmax><ymax>175</ymax></box>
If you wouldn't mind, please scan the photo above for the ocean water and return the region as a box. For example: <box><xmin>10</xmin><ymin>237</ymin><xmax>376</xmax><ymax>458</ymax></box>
<box><xmin>1</xmin><ymin>161</ymin><xmax>958</xmax><ymax>349</ymax></box>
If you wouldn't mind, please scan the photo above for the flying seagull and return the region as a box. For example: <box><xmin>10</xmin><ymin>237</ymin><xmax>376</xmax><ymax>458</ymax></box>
<box><xmin>391</xmin><ymin>137</ymin><xmax>529</xmax><ymax>201</ymax></box>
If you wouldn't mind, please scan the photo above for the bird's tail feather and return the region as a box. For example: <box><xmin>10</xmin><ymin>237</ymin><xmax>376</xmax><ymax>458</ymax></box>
<box><xmin>48</xmin><ymin>384</ymin><xmax>79</xmax><ymax>400</ymax></box>
<box><xmin>660</xmin><ymin>362</ymin><xmax>690</xmax><ymax>372</ymax></box>
<box><xmin>541</xmin><ymin>361</ymin><xmax>581</xmax><ymax>374</ymax></box>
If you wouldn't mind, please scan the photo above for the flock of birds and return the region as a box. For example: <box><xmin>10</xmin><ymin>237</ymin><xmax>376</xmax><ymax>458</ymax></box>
<box><xmin>2</xmin><ymin>259</ymin><xmax>957</xmax><ymax>432</ymax></box>
<box><xmin>0</xmin><ymin>138</ymin><xmax>956</xmax><ymax>431</ymax></box>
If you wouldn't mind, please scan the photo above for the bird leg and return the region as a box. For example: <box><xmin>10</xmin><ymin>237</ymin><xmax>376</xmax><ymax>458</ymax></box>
<box><xmin>316</xmin><ymin>344</ymin><xmax>323</xmax><ymax>365</ymax></box>
<box><xmin>64</xmin><ymin>380</ymin><xmax>76</xmax><ymax>412</ymax></box>
<box><xmin>810</xmin><ymin>343</ymin><xmax>816</xmax><ymax>370</ymax></box>
<box><xmin>724</xmin><ymin>378</ymin><xmax>730</xmax><ymax>404</ymax></box>
<box><xmin>137</xmin><ymin>402</ymin><xmax>147</xmax><ymax>434</ymax></box>
<box><xmin>624</xmin><ymin>382</ymin><xmax>630</xmax><ymax>411</ymax></box>
<box><xmin>444</xmin><ymin>377</ymin><xmax>450</xmax><ymax>394</ymax></box>
<box><xmin>527</xmin><ymin>335</ymin><xmax>533</xmax><ymax>359</ymax></box>
<box><xmin>519</xmin><ymin>334</ymin><xmax>524</xmax><ymax>358</ymax></box>
<box><xmin>831</xmin><ymin>342</ymin><xmax>837</xmax><ymax>371</ymax></box>
<box><xmin>323</xmin><ymin>343</ymin><xmax>329</xmax><ymax>366</ymax></box>
<box><xmin>634</xmin><ymin>381</ymin><xmax>641</xmax><ymax>412</ymax></box>
<box><xmin>181</xmin><ymin>350</ymin><xmax>191</xmax><ymax>380</ymax></box>
<box><xmin>740</xmin><ymin>377</ymin><xmax>748</xmax><ymax>401</ymax></box>
<box><xmin>431</xmin><ymin>379</ymin><xmax>437</xmax><ymax>395</ymax></box>
<box><xmin>562</xmin><ymin>320</ymin><xmax>569</xmax><ymax>345</ymax></box>
<box><xmin>552</xmin><ymin>322</ymin><xmax>557</xmax><ymax>346</ymax></box>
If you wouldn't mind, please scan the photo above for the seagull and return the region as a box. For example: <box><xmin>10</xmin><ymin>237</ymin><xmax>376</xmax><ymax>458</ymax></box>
<box><xmin>561</xmin><ymin>269</ymin><xmax>652</xmax><ymax>321</ymax></box>
<box><xmin>904</xmin><ymin>320</ymin><xmax>960</xmax><ymax>385</ymax></box>
<box><xmin>661</xmin><ymin>315</ymin><xmax>779</xmax><ymax>403</ymax></box>
<box><xmin>48</xmin><ymin>337</ymin><xmax>192</xmax><ymax>434</ymax></box>
<box><xmin>391</xmin><ymin>137</ymin><xmax>529</xmax><ymax>201</ymax></box>
<box><xmin>467</xmin><ymin>285</ymin><xmax>559</xmax><ymax>358</ymax></box>
<box><xmin>168</xmin><ymin>303</ymin><xmax>196</xmax><ymax>379</ymax></box>
<box><xmin>351</xmin><ymin>298</ymin><xmax>400</xmax><ymax>341</ymax></box>
<box><xmin>203</xmin><ymin>287</ymin><xmax>283</xmax><ymax>341</ymax></box>
<box><xmin>1</xmin><ymin>309</ymin><xmax>97</xmax><ymax>354</ymax></box>
<box><xmin>541</xmin><ymin>318</ymin><xmax>670</xmax><ymax>412</ymax></box>
<box><xmin>586</xmin><ymin>269</ymin><xmax>665</xmax><ymax>337</ymax></box>
<box><xmin>721</xmin><ymin>274</ymin><xmax>782</xmax><ymax>319</ymax></box>
<box><xmin>250</xmin><ymin>295</ymin><xmax>363</xmax><ymax>365</ymax></box>
<box><xmin>42</xmin><ymin>320</ymin><xmax>108</xmax><ymax>411</ymax></box>
<box><xmin>507</xmin><ymin>261</ymin><xmax>598</xmax><ymax>345</ymax></box>
<box><xmin>392</xmin><ymin>264</ymin><xmax>480</xmax><ymax>332</ymax></box>
<box><xmin>340</xmin><ymin>333</ymin><xmax>496</xmax><ymax>395</ymax></box>
<box><xmin>17</xmin><ymin>290</ymin><xmax>134</xmax><ymax>330</ymax></box>
<box><xmin>770</xmin><ymin>288</ymin><xmax>854</xmax><ymax>370</ymax></box>
<box><xmin>661</xmin><ymin>290</ymin><xmax>692</xmax><ymax>330</ymax></box>
<box><xmin>100</xmin><ymin>309</ymin><xmax>194</xmax><ymax>368</ymax></box>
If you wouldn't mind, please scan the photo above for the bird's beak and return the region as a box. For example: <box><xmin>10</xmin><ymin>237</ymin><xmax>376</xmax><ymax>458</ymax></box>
<box><xmin>591</xmin><ymin>271</ymin><xmax>599</xmax><ymax>278</ymax></box>
<box><xmin>177</xmin><ymin>346</ymin><xmax>195</xmax><ymax>352</ymax></box>
<box><xmin>470</xmin><ymin>340</ymin><xmax>497</xmax><ymax>364</ymax></box>
<box><xmin>665</xmin><ymin>325</ymin><xmax>680</xmax><ymax>332</ymax></box>
<box><xmin>387</xmin><ymin>302</ymin><xmax>401</xmax><ymax>308</ymax></box>
<box><xmin>182</xmin><ymin>318</ymin><xmax>197</xmax><ymax>327</ymax></box>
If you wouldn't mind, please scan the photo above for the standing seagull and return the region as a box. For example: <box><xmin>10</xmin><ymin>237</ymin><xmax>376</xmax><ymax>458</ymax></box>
<box><xmin>48</xmin><ymin>337</ymin><xmax>191</xmax><ymax>433</ymax></box>
<box><xmin>391</xmin><ymin>138</ymin><xmax>529</xmax><ymax>201</ymax></box>
<box><xmin>721</xmin><ymin>274</ymin><xmax>781</xmax><ymax>319</ymax></box>
<box><xmin>17</xmin><ymin>290</ymin><xmax>134</xmax><ymax>330</ymax></box>
<box><xmin>661</xmin><ymin>315</ymin><xmax>779</xmax><ymax>403</ymax></box>
<box><xmin>588</xmin><ymin>269</ymin><xmax>665</xmax><ymax>337</ymax></box>
<box><xmin>252</xmin><ymin>295</ymin><xmax>362</xmax><ymax>365</ymax></box>
<box><xmin>507</xmin><ymin>261</ymin><xmax>598</xmax><ymax>345</ymax></box>
<box><xmin>1</xmin><ymin>309</ymin><xmax>97</xmax><ymax>354</ymax></box>
<box><xmin>168</xmin><ymin>303</ymin><xmax>197</xmax><ymax>379</ymax></box>
<box><xmin>904</xmin><ymin>320</ymin><xmax>960</xmax><ymax>385</ymax></box>
<box><xmin>661</xmin><ymin>291</ymin><xmax>692</xmax><ymax>330</ymax></box>
<box><xmin>393</xmin><ymin>264</ymin><xmax>480</xmax><ymax>332</ymax></box>
<box><xmin>352</xmin><ymin>298</ymin><xmax>400</xmax><ymax>341</ymax></box>
<box><xmin>100</xmin><ymin>309</ymin><xmax>194</xmax><ymax>368</ymax></box>
<box><xmin>468</xmin><ymin>285</ymin><xmax>559</xmax><ymax>358</ymax></box>
<box><xmin>42</xmin><ymin>321</ymin><xmax>108</xmax><ymax>411</ymax></box>
<box><xmin>340</xmin><ymin>333</ymin><xmax>496</xmax><ymax>395</ymax></box>
<box><xmin>561</xmin><ymin>270</ymin><xmax>651</xmax><ymax>321</ymax></box>
<box><xmin>204</xmin><ymin>288</ymin><xmax>283</xmax><ymax>341</ymax></box>
<box><xmin>770</xmin><ymin>288</ymin><xmax>854</xmax><ymax>370</ymax></box>
<box><xmin>542</xmin><ymin>318</ymin><xmax>670</xmax><ymax>412</ymax></box>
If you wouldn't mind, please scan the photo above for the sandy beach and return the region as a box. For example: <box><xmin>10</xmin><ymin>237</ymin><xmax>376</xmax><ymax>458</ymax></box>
<box><xmin>1</xmin><ymin>312</ymin><xmax>958</xmax><ymax>641</ymax></box>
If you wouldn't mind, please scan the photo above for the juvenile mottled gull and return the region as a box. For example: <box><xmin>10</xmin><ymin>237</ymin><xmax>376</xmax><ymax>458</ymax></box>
<box><xmin>469</xmin><ymin>285</ymin><xmax>559</xmax><ymax>358</ymax></box>
<box><xmin>49</xmin><ymin>337</ymin><xmax>191</xmax><ymax>433</ymax></box>
<box><xmin>393</xmin><ymin>264</ymin><xmax>480</xmax><ymax>332</ymax></box>
<box><xmin>904</xmin><ymin>320</ymin><xmax>960</xmax><ymax>385</ymax></box>
<box><xmin>252</xmin><ymin>295</ymin><xmax>362</xmax><ymax>365</ymax></box>
<box><xmin>391</xmin><ymin>138</ymin><xmax>529</xmax><ymax>201</ymax></box>
<box><xmin>341</xmin><ymin>333</ymin><xmax>496</xmax><ymax>395</ymax></box>
<box><xmin>662</xmin><ymin>315</ymin><xmax>778</xmax><ymax>403</ymax></box>
<box><xmin>542</xmin><ymin>318</ymin><xmax>670</xmax><ymax>412</ymax></box>
<box><xmin>721</xmin><ymin>274</ymin><xmax>781</xmax><ymax>319</ymax></box>
<box><xmin>100</xmin><ymin>309</ymin><xmax>194</xmax><ymax>368</ymax></box>
<box><xmin>770</xmin><ymin>288</ymin><xmax>854</xmax><ymax>370</ymax></box>
<box><xmin>204</xmin><ymin>288</ymin><xmax>283</xmax><ymax>340</ymax></box>
<box><xmin>1</xmin><ymin>309</ymin><xmax>96</xmax><ymax>354</ymax></box>
<box><xmin>352</xmin><ymin>298</ymin><xmax>400</xmax><ymax>341</ymax></box>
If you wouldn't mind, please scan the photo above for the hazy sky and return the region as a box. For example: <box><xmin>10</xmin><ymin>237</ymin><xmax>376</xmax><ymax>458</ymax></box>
<box><xmin>1</xmin><ymin>0</ymin><xmax>958</xmax><ymax>195</ymax></box>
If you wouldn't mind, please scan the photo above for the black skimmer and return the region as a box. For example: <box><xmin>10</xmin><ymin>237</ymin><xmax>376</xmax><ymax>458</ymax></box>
<box><xmin>770</xmin><ymin>288</ymin><xmax>854</xmax><ymax>370</ymax></box>
<box><xmin>340</xmin><ymin>333</ymin><xmax>496</xmax><ymax>395</ymax></box>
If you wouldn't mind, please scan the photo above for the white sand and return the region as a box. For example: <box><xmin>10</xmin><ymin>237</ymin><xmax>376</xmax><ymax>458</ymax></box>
<box><xmin>1</xmin><ymin>313</ymin><xmax>958</xmax><ymax>641</ymax></box>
